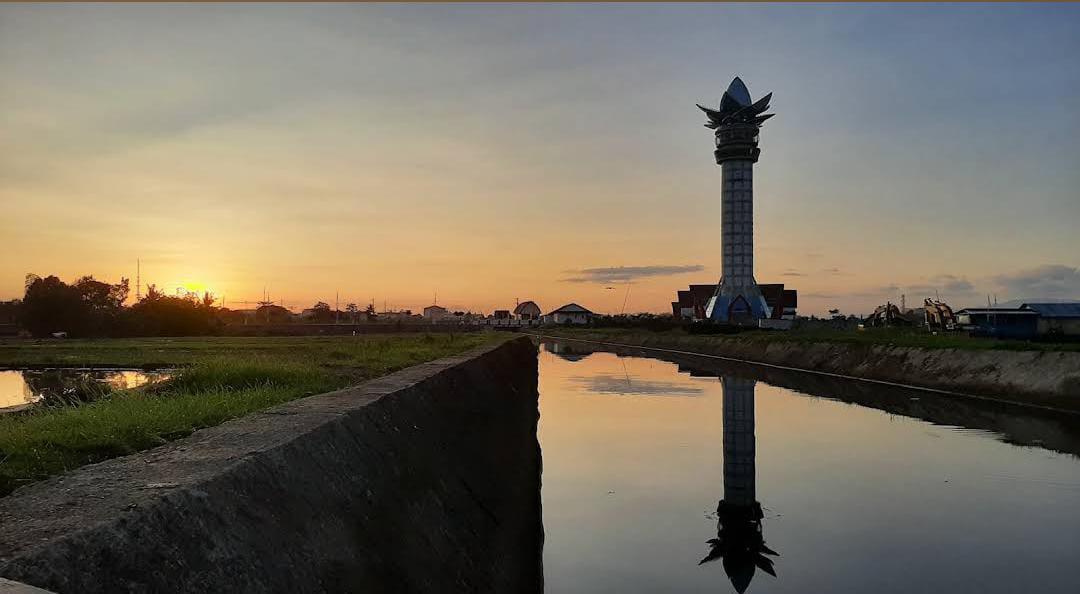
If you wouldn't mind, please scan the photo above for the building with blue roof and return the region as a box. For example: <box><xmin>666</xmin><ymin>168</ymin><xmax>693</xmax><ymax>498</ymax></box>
<box><xmin>1020</xmin><ymin>303</ymin><xmax>1080</xmax><ymax>337</ymax></box>
<box><xmin>956</xmin><ymin>302</ymin><xmax>1080</xmax><ymax>339</ymax></box>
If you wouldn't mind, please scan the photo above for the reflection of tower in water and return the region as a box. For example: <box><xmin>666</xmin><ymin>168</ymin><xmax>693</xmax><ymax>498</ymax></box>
<box><xmin>700</xmin><ymin>376</ymin><xmax>778</xmax><ymax>593</ymax></box>
<box><xmin>723</xmin><ymin>377</ymin><xmax>756</xmax><ymax>507</ymax></box>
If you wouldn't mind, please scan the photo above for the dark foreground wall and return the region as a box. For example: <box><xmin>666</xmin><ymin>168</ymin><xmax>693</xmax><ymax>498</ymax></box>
<box><xmin>0</xmin><ymin>337</ymin><xmax>542</xmax><ymax>594</ymax></box>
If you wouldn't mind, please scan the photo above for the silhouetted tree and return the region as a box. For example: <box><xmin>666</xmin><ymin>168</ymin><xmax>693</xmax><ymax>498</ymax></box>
<box><xmin>255</xmin><ymin>303</ymin><xmax>293</xmax><ymax>323</ymax></box>
<box><xmin>21</xmin><ymin>274</ymin><xmax>128</xmax><ymax>337</ymax></box>
<box><xmin>308</xmin><ymin>301</ymin><xmax>334</xmax><ymax>323</ymax></box>
<box><xmin>124</xmin><ymin>284</ymin><xmax>219</xmax><ymax>336</ymax></box>
<box><xmin>345</xmin><ymin>303</ymin><xmax>359</xmax><ymax>323</ymax></box>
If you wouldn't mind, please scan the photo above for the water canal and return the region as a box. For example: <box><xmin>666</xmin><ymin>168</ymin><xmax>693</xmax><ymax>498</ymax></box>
<box><xmin>537</xmin><ymin>340</ymin><xmax>1080</xmax><ymax>593</ymax></box>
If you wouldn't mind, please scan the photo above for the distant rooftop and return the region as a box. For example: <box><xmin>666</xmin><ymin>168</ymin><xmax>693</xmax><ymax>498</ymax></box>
<box><xmin>1021</xmin><ymin>303</ymin><xmax>1080</xmax><ymax>318</ymax></box>
<box><xmin>956</xmin><ymin>307</ymin><xmax>1038</xmax><ymax>315</ymax></box>
<box><xmin>548</xmin><ymin>303</ymin><xmax>594</xmax><ymax>315</ymax></box>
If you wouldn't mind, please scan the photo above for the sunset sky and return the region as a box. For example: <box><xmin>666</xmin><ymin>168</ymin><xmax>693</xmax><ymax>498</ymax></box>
<box><xmin>2</xmin><ymin>4</ymin><xmax>1078</xmax><ymax>315</ymax></box>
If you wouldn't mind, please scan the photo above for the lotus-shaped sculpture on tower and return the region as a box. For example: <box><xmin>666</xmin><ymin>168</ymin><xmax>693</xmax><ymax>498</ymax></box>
<box><xmin>697</xmin><ymin>77</ymin><xmax>774</xmax><ymax>129</ymax></box>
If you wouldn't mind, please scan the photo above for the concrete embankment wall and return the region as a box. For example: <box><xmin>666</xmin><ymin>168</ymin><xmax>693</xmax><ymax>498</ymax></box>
<box><xmin>539</xmin><ymin>332</ymin><xmax>1080</xmax><ymax>411</ymax></box>
<box><xmin>0</xmin><ymin>337</ymin><xmax>542</xmax><ymax>594</ymax></box>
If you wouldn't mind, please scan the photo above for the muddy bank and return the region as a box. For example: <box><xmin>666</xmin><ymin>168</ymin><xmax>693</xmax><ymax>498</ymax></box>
<box><xmin>0</xmin><ymin>337</ymin><xmax>542</xmax><ymax>594</ymax></box>
<box><xmin>537</xmin><ymin>332</ymin><xmax>1080</xmax><ymax>412</ymax></box>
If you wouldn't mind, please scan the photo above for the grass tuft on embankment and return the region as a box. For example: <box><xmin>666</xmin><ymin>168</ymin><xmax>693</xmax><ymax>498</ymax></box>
<box><xmin>0</xmin><ymin>334</ymin><xmax>497</xmax><ymax>496</ymax></box>
<box><xmin>538</xmin><ymin>326</ymin><xmax>1080</xmax><ymax>352</ymax></box>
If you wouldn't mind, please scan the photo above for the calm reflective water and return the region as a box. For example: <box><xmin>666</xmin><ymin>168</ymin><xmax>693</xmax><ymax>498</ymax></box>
<box><xmin>538</xmin><ymin>342</ymin><xmax>1080</xmax><ymax>593</ymax></box>
<box><xmin>0</xmin><ymin>369</ymin><xmax>172</xmax><ymax>412</ymax></box>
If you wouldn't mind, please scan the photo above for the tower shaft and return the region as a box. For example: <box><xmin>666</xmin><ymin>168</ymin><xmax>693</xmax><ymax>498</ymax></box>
<box><xmin>722</xmin><ymin>376</ymin><xmax>757</xmax><ymax>506</ymax></box>
<box><xmin>721</xmin><ymin>160</ymin><xmax>757</xmax><ymax>291</ymax></box>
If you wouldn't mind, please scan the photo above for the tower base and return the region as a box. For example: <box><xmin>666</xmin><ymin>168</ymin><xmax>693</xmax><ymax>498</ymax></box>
<box><xmin>704</xmin><ymin>281</ymin><xmax>770</xmax><ymax>323</ymax></box>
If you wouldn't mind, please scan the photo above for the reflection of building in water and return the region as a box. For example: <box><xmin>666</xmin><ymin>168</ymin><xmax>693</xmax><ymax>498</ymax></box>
<box><xmin>542</xmin><ymin>341</ymin><xmax>597</xmax><ymax>362</ymax></box>
<box><xmin>700</xmin><ymin>376</ymin><xmax>778</xmax><ymax>593</ymax></box>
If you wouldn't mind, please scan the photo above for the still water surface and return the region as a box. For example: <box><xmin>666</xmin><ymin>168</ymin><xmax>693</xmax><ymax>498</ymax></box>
<box><xmin>0</xmin><ymin>369</ymin><xmax>171</xmax><ymax>412</ymax></box>
<box><xmin>538</xmin><ymin>342</ymin><xmax>1080</xmax><ymax>593</ymax></box>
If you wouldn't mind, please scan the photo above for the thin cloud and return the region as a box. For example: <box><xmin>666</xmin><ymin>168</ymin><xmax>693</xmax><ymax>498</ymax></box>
<box><xmin>992</xmin><ymin>264</ymin><xmax>1080</xmax><ymax>298</ymax></box>
<box><xmin>906</xmin><ymin>274</ymin><xmax>976</xmax><ymax>295</ymax></box>
<box><xmin>563</xmin><ymin>264</ymin><xmax>704</xmax><ymax>284</ymax></box>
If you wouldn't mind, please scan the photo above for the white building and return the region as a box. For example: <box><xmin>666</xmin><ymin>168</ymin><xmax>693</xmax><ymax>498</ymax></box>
<box><xmin>423</xmin><ymin>305</ymin><xmax>448</xmax><ymax>321</ymax></box>
<box><xmin>544</xmin><ymin>303</ymin><xmax>595</xmax><ymax>325</ymax></box>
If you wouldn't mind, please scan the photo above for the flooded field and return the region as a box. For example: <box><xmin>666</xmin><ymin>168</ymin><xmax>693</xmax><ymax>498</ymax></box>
<box><xmin>538</xmin><ymin>341</ymin><xmax>1080</xmax><ymax>593</ymax></box>
<box><xmin>0</xmin><ymin>368</ymin><xmax>172</xmax><ymax>413</ymax></box>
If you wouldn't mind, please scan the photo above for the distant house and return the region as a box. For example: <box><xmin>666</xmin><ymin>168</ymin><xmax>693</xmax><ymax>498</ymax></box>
<box><xmin>955</xmin><ymin>307</ymin><xmax>1039</xmax><ymax>339</ymax></box>
<box><xmin>513</xmin><ymin>301</ymin><xmax>542</xmax><ymax>321</ymax></box>
<box><xmin>423</xmin><ymin>305</ymin><xmax>448</xmax><ymax>321</ymax></box>
<box><xmin>545</xmin><ymin>303</ymin><xmax>595</xmax><ymax>325</ymax></box>
<box><xmin>492</xmin><ymin>309</ymin><xmax>511</xmax><ymax>320</ymax></box>
<box><xmin>1020</xmin><ymin>303</ymin><xmax>1080</xmax><ymax>337</ymax></box>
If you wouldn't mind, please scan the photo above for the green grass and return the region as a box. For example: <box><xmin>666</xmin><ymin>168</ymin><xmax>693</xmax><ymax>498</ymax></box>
<box><xmin>0</xmin><ymin>333</ymin><xmax>498</xmax><ymax>496</ymax></box>
<box><xmin>537</xmin><ymin>326</ymin><xmax>1080</xmax><ymax>352</ymax></box>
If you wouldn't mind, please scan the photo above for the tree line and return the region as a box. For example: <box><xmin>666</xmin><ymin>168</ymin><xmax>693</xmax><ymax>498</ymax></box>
<box><xmin>17</xmin><ymin>274</ymin><xmax>222</xmax><ymax>338</ymax></box>
<box><xmin>6</xmin><ymin>274</ymin><xmax>385</xmax><ymax>338</ymax></box>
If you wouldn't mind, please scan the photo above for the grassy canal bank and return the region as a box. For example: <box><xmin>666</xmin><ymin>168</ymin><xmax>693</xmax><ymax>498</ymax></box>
<box><xmin>0</xmin><ymin>334</ymin><xmax>498</xmax><ymax>496</ymax></box>
<box><xmin>535</xmin><ymin>327</ymin><xmax>1080</xmax><ymax>410</ymax></box>
<box><xmin>537</xmin><ymin>326</ymin><xmax>1080</xmax><ymax>353</ymax></box>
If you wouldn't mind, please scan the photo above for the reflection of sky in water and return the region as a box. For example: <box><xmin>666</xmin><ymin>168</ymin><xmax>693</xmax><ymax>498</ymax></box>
<box><xmin>0</xmin><ymin>371</ymin><xmax>36</xmax><ymax>410</ymax></box>
<box><xmin>0</xmin><ymin>369</ymin><xmax>171</xmax><ymax>412</ymax></box>
<box><xmin>539</xmin><ymin>348</ymin><xmax>1080</xmax><ymax>594</ymax></box>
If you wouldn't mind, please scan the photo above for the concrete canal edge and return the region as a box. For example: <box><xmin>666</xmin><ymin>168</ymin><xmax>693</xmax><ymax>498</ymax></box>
<box><xmin>0</xmin><ymin>336</ymin><xmax>543</xmax><ymax>594</ymax></box>
<box><xmin>534</xmin><ymin>333</ymin><xmax>1080</xmax><ymax>412</ymax></box>
<box><xmin>0</xmin><ymin>578</ymin><xmax>52</xmax><ymax>594</ymax></box>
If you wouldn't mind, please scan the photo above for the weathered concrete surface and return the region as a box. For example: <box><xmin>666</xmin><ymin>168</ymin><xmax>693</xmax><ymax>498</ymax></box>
<box><xmin>0</xmin><ymin>578</ymin><xmax>53</xmax><ymax>594</ymax></box>
<box><xmin>0</xmin><ymin>336</ymin><xmax>542</xmax><ymax>594</ymax></box>
<box><xmin>537</xmin><ymin>332</ymin><xmax>1080</xmax><ymax>411</ymax></box>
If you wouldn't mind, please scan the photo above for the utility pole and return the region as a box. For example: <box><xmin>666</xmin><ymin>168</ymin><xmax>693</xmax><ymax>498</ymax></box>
<box><xmin>136</xmin><ymin>259</ymin><xmax>141</xmax><ymax>301</ymax></box>
<box><xmin>335</xmin><ymin>291</ymin><xmax>340</xmax><ymax>324</ymax></box>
